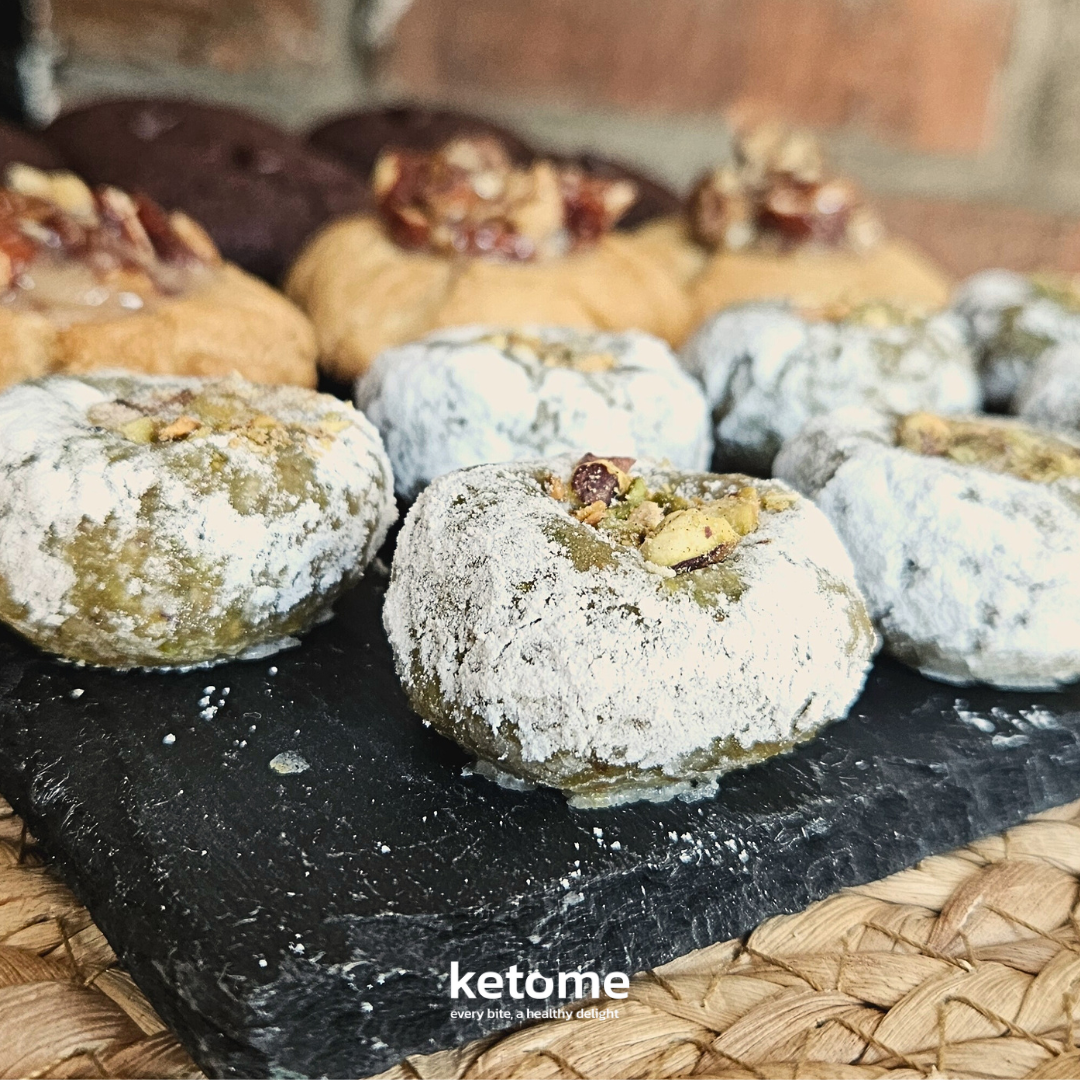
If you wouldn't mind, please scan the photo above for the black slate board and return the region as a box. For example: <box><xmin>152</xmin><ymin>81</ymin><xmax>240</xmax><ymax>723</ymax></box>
<box><xmin>1</xmin><ymin>569</ymin><xmax>1079</xmax><ymax>1078</ymax></box>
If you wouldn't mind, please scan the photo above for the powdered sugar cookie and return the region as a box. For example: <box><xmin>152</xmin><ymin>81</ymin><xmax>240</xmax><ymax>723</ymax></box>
<box><xmin>952</xmin><ymin>270</ymin><xmax>1080</xmax><ymax>410</ymax></box>
<box><xmin>775</xmin><ymin>408</ymin><xmax>1080</xmax><ymax>688</ymax></box>
<box><xmin>356</xmin><ymin>326</ymin><xmax>711</xmax><ymax>497</ymax></box>
<box><xmin>681</xmin><ymin>300</ymin><xmax>980</xmax><ymax>474</ymax></box>
<box><xmin>1015</xmin><ymin>342</ymin><xmax>1080</xmax><ymax>434</ymax></box>
<box><xmin>0</xmin><ymin>373</ymin><xmax>395</xmax><ymax>668</ymax></box>
<box><xmin>384</xmin><ymin>452</ymin><xmax>876</xmax><ymax>807</ymax></box>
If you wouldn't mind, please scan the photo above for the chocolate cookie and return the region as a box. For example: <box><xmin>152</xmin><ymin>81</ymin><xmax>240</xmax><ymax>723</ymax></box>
<box><xmin>308</xmin><ymin>104</ymin><xmax>535</xmax><ymax>179</ymax></box>
<box><xmin>44</xmin><ymin>99</ymin><xmax>369</xmax><ymax>281</ymax></box>
<box><xmin>546</xmin><ymin>152</ymin><xmax>682</xmax><ymax>229</ymax></box>
<box><xmin>0</xmin><ymin>119</ymin><xmax>65</xmax><ymax>172</ymax></box>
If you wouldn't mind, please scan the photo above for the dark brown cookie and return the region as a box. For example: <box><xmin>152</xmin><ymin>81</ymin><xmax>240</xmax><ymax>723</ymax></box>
<box><xmin>547</xmin><ymin>152</ymin><xmax>682</xmax><ymax>229</ymax></box>
<box><xmin>44</xmin><ymin>99</ymin><xmax>370</xmax><ymax>282</ymax></box>
<box><xmin>0</xmin><ymin>120</ymin><xmax>66</xmax><ymax>173</ymax></box>
<box><xmin>308</xmin><ymin>105</ymin><xmax>535</xmax><ymax>180</ymax></box>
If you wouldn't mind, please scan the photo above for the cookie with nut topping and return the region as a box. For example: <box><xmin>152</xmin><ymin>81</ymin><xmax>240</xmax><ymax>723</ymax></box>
<box><xmin>356</xmin><ymin>325</ymin><xmax>711</xmax><ymax>497</ymax></box>
<box><xmin>384</xmin><ymin>451</ymin><xmax>876</xmax><ymax>807</ymax></box>
<box><xmin>681</xmin><ymin>299</ymin><xmax>980</xmax><ymax>474</ymax></box>
<box><xmin>0</xmin><ymin>163</ymin><xmax>318</xmax><ymax>390</ymax></box>
<box><xmin>285</xmin><ymin>135</ymin><xmax>694</xmax><ymax>379</ymax></box>
<box><xmin>0</xmin><ymin>372</ymin><xmax>396</xmax><ymax>668</ymax></box>
<box><xmin>634</xmin><ymin>125</ymin><xmax>951</xmax><ymax>325</ymax></box>
<box><xmin>952</xmin><ymin>269</ymin><xmax>1080</xmax><ymax>411</ymax></box>
<box><xmin>775</xmin><ymin>407</ymin><xmax>1080</xmax><ymax>688</ymax></box>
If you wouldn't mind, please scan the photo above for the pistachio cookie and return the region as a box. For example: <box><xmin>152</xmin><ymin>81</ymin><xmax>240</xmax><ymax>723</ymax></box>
<box><xmin>775</xmin><ymin>408</ymin><xmax>1080</xmax><ymax>688</ymax></box>
<box><xmin>636</xmin><ymin>126</ymin><xmax>951</xmax><ymax>323</ymax></box>
<box><xmin>356</xmin><ymin>326</ymin><xmax>711</xmax><ymax>497</ymax></box>
<box><xmin>681</xmin><ymin>300</ymin><xmax>980</xmax><ymax>474</ymax></box>
<box><xmin>285</xmin><ymin>135</ymin><xmax>694</xmax><ymax>379</ymax></box>
<box><xmin>0</xmin><ymin>373</ymin><xmax>395</xmax><ymax>668</ymax></box>
<box><xmin>1015</xmin><ymin>342</ymin><xmax>1080</xmax><ymax>434</ymax></box>
<box><xmin>952</xmin><ymin>269</ymin><xmax>1080</xmax><ymax>410</ymax></box>
<box><xmin>384</xmin><ymin>452</ymin><xmax>877</xmax><ymax>807</ymax></box>
<box><xmin>0</xmin><ymin>164</ymin><xmax>318</xmax><ymax>390</ymax></box>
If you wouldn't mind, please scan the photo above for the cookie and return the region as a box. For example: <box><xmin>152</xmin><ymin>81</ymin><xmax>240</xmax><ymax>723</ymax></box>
<box><xmin>286</xmin><ymin>136</ymin><xmax>694</xmax><ymax>378</ymax></box>
<box><xmin>775</xmin><ymin>408</ymin><xmax>1080</xmax><ymax>689</ymax></box>
<box><xmin>45</xmin><ymin>98</ymin><xmax>369</xmax><ymax>281</ymax></box>
<box><xmin>385</xmin><ymin>452</ymin><xmax>876</xmax><ymax>806</ymax></box>
<box><xmin>0</xmin><ymin>164</ymin><xmax>318</xmax><ymax>389</ymax></box>
<box><xmin>953</xmin><ymin>270</ymin><xmax>1080</xmax><ymax>411</ymax></box>
<box><xmin>356</xmin><ymin>325</ymin><xmax>711</xmax><ymax>497</ymax></box>
<box><xmin>308</xmin><ymin>104</ymin><xmax>534</xmax><ymax>178</ymax></box>
<box><xmin>636</xmin><ymin>125</ymin><xmax>951</xmax><ymax>318</ymax></box>
<box><xmin>681</xmin><ymin>300</ymin><xmax>980</xmax><ymax>473</ymax></box>
<box><xmin>0</xmin><ymin>372</ymin><xmax>396</xmax><ymax>668</ymax></box>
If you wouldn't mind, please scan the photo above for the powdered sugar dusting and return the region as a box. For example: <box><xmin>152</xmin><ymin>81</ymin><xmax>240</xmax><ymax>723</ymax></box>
<box><xmin>775</xmin><ymin>406</ymin><xmax>1080</xmax><ymax>688</ymax></box>
<box><xmin>356</xmin><ymin>325</ymin><xmax>711</xmax><ymax>498</ymax></box>
<box><xmin>0</xmin><ymin>373</ymin><xmax>396</xmax><ymax>668</ymax></box>
<box><xmin>384</xmin><ymin>454</ymin><xmax>877</xmax><ymax>805</ymax></box>
<box><xmin>681</xmin><ymin>302</ymin><xmax>980</xmax><ymax>472</ymax></box>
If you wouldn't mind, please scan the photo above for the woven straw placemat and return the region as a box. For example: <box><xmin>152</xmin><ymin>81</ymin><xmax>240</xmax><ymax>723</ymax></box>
<box><xmin>6</xmin><ymin>798</ymin><xmax>1080</xmax><ymax>1079</ymax></box>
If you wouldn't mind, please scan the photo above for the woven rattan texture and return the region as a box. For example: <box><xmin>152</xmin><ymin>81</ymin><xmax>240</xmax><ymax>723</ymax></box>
<box><xmin>10</xmin><ymin>800</ymin><xmax>1080</xmax><ymax>1079</ymax></box>
<box><xmin>0</xmin><ymin>797</ymin><xmax>201</xmax><ymax>1080</ymax></box>
<box><xmin>381</xmin><ymin>799</ymin><xmax>1080</xmax><ymax>1080</ymax></box>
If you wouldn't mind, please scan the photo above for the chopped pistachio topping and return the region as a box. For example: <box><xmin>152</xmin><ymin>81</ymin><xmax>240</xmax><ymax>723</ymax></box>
<box><xmin>897</xmin><ymin>412</ymin><xmax>1080</xmax><ymax>484</ymax></box>
<box><xmin>547</xmin><ymin>453</ymin><xmax>795</xmax><ymax>574</ymax></box>
<box><xmin>86</xmin><ymin>383</ymin><xmax>352</xmax><ymax>454</ymax></box>
<box><xmin>478</xmin><ymin>331</ymin><xmax>618</xmax><ymax>373</ymax></box>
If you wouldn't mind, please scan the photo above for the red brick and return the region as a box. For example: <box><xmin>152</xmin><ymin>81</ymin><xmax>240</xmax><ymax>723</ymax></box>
<box><xmin>53</xmin><ymin>0</ymin><xmax>324</xmax><ymax>72</ymax></box>
<box><xmin>878</xmin><ymin>196</ymin><xmax>1080</xmax><ymax>278</ymax></box>
<box><xmin>383</xmin><ymin>0</ymin><xmax>1015</xmax><ymax>154</ymax></box>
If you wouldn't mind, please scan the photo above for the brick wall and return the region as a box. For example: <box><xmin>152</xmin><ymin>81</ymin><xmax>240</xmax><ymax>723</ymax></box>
<box><xmin>44</xmin><ymin>0</ymin><xmax>1080</xmax><ymax>214</ymax></box>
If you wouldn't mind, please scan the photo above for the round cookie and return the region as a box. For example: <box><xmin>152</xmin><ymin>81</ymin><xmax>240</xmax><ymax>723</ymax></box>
<box><xmin>681</xmin><ymin>300</ymin><xmax>981</xmax><ymax>474</ymax></box>
<box><xmin>356</xmin><ymin>326</ymin><xmax>711</xmax><ymax>497</ymax></box>
<box><xmin>1015</xmin><ymin>342</ymin><xmax>1080</xmax><ymax>434</ymax></box>
<box><xmin>45</xmin><ymin>99</ymin><xmax>369</xmax><ymax>281</ymax></box>
<box><xmin>308</xmin><ymin>108</ymin><xmax>678</xmax><ymax>230</ymax></box>
<box><xmin>0</xmin><ymin>164</ymin><xmax>318</xmax><ymax>389</ymax></box>
<box><xmin>286</xmin><ymin>136</ymin><xmax>694</xmax><ymax>378</ymax></box>
<box><xmin>308</xmin><ymin>104</ymin><xmax>535</xmax><ymax>177</ymax></box>
<box><xmin>637</xmin><ymin>126</ymin><xmax>951</xmax><ymax>319</ymax></box>
<box><xmin>774</xmin><ymin>408</ymin><xmax>1080</xmax><ymax>689</ymax></box>
<box><xmin>952</xmin><ymin>269</ymin><xmax>1080</xmax><ymax>410</ymax></box>
<box><xmin>0</xmin><ymin>373</ymin><xmax>396</xmax><ymax>669</ymax></box>
<box><xmin>384</xmin><ymin>452</ymin><xmax>877</xmax><ymax>807</ymax></box>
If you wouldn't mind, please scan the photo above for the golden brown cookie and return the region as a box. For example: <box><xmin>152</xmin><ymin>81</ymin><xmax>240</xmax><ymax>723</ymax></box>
<box><xmin>641</xmin><ymin>126</ymin><xmax>952</xmax><ymax>327</ymax></box>
<box><xmin>284</xmin><ymin>137</ymin><xmax>694</xmax><ymax>378</ymax></box>
<box><xmin>0</xmin><ymin>165</ymin><xmax>317</xmax><ymax>391</ymax></box>
<box><xmin>688</xmin><ymin>238</ymin><xmax>951</xmax><ymax>317</ymax></box>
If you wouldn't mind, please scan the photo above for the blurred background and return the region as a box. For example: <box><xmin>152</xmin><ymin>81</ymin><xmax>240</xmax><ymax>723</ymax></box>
<box><xmin>9</xmin><ymin>0</ymin><xmax>1080</xmax><ymax>272</ymax></box>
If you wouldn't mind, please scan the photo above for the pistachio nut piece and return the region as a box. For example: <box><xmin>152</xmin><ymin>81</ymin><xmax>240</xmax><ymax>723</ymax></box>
<box><xmin>640</xmin><ymin>506</ymin><xmax>739</xmax><ymax>571</ymax></box>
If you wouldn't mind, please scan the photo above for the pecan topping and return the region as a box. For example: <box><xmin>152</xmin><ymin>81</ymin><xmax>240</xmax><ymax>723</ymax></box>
<box><xmin>689</xmin><ymin>125</ymin><xmax>880</xmax><ymax>254</ymax></box>
<box><xmin>0</xmin><ymin>163</ymin><xmax>220</xmax><ymax>296</ymax></box>
<box><xmin>373</xmin><ymin>136</ymin><xmax>639</xmax><ymax>261</ymax></box>
<box><xmin>570</xmin><ymin>454</ymin><xmax>635</xmax><ymax>507</ymax></box>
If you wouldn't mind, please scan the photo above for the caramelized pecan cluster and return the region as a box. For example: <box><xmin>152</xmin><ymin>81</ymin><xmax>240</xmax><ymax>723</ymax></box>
<box><xmin>372</xmin><ymin>137</ymin><xmax>637</xmax><ymax>261</ymax></box>
<box><xmin>689</xmin><ymin>125</ymin><xmax>882</xmax><ymax>254</ymax></box>
<box><xmin>0</xmin><ymin>164</ymin><xmax>220</xmax><ymax>294</ymax></box>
